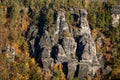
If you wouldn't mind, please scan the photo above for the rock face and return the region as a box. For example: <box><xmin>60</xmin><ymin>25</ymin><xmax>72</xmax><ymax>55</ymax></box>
<box><xmin>61</xmin><ymin>37</ymin><xmax>77</xmax><ymax>58</ymax></box>
<box><xmin>76</xmin><ymin>9</ymin><xmax>101</xmax><ymax>78</ymax></box>
<box><xmin>26</xmin><ymin>25</ymin><xmax>39</xmax><ymax>57</ymax></box>
<box><xmin>55</xmin><ymin>9</ymin><xmax>69</xmax><ymax>36</ymax></box>
<box><xmin>7</xmin><ymin>45</ymin><xmax>15</xmax><ymax>61</ymax></box>
<box><xmin>26</xmin><ymin>8</ymin><xmax>102</xmax><ymax>79</ymax></box>
<box><xmin>79</xmin><ymin>9</ymin><xmax>91</xmax><ymax>35</ymax></box>
<box><xmin>111</xmin><ymin>14</ymin><xmax>120</xmax><ymax>27</ymax></box>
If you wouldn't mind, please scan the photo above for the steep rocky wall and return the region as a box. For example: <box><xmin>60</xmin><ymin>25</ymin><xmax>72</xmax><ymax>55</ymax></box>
<box><xmin>26</xmin><ymin>8</ymin><xmax>110</xmax><ymax>79</ymax></box>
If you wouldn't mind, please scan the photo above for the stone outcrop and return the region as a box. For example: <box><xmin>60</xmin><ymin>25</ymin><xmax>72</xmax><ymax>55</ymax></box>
<box><xmin>61</xmin><ymin>37</ymin><xmax>77</xmax><ymax>58</ymax></box>
<box><xmin>26</xmin><ymin>25</ymin><xmax>39</xmax><ymax>57</ymax></box>
<box><xmin>7</xmin><ymin>45</ymin><xmax>15</xmax><ymax>61</ymax></box>
<box><xmin>111</xmin><ymin>14</ymin><xmax>120</xmax><ymax>27</ymax></box>
<box><xmin>26</xmin><ymin>8</ymin><xmax>103</xmax><ymax>79</ymax></box>
<box><xmin>79</xmin><ymin>9</ymin><xmax>91</xmax><ymax>35</ymax></box>
<box><xmin>55</xmin><ymin>9</ymin><xmax>69</xmax><ymax>36</ymax></box>
<box><xmin>75</xmin><ymin>9</ymin><xmax>101</xmax><ymax>78</ymax></box>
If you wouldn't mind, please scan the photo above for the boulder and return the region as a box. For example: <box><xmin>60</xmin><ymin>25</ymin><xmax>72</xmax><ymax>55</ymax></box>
<box><xmin>7</xmin><ymin>45</ymin><xmax>15</xmax><ymax>61</ymax></box>
<box><xmin>111</xmin><ymin>14</ymin><xmax>120</xmax><ymax>27</ymax></box>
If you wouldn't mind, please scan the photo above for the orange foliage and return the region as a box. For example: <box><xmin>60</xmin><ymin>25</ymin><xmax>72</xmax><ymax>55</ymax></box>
<box><xmin>84</xmin><ymin>0</ymin><xmax>89</xmax><ymax>8</ymax></box>
<box><xmin>106</xmin><ymin>45</ymin><xmax>113</xmax><ymax>52</ymax></box>
<box><xmin>104</xmin><ymin>53</ymin><xmax>111</xmax><ymax>62</ymax></box>
<box><xmin>21</xmin><ymin>18</ymin><xmax>29</xmax><ymax>31</ymax></box>
<box><xmin>0</xmin><ymin>5</ymin><xmax>3</xmax><ymax>8</ymax></box>
<box><xmin>53</xmin><ymin>64</ymin><xmax>66</xmax><ymax>80</ymax></box>
<box><xmin>11</xmin><ymin>42</ymin><xmax>27</xmax><ymax>55</ymax></box>
<box><xmin>3</xmin><ymin>28</ymin><xmax>8</xmax><ymax>37</ymax></box>
<box><xmin>59</xmin><ymin>64</ymin><xmax>66</xmax><ymax>80</ymax></box>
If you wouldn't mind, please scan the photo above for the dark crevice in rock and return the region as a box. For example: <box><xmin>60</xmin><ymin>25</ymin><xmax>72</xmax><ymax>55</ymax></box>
<box><xmin>76</xmin><ymin>42</ymin><xmax>85</xmax><ymax>61</ymax></box>
<box><xmin>54</xmin><ymin>11</ymin><xmax>57</xmax><ymax>24</ymax></box>
<box><xmin>51</xmin><ymin>45</ymin><xmax>58</xmax><ymax>63</ymax></box>
<box><xmin>38</xmin><ymin>47</ymin><xmax>44</xmax><ymax>68</ymax></box>
<box><xmin>37</xmin><ymin>7</ymin><xmax>48</xmax><ymax>36</ymax></box>
<box><xmin>34</xmin><ymin>37</ymin><xmax>40</xmax><ymax>58</ymax></box>
<box><xmin>26</xmin><ymin>7</ymin><xmax>49</xmax><ymax>69</ymax></box>
<box><xmin>62</xmin><ymin>62</ymin><xmax>68</xmax><ymax>78</ymax></box>
<box><xmin>74</xmin><ymin>65</ymin><xmax>79</xmax><ymax>78</ymax></box>
<box><xmin>71</xmin><ymin>13</ymin><xmax>79</xmax><ymax>22</ymax></box>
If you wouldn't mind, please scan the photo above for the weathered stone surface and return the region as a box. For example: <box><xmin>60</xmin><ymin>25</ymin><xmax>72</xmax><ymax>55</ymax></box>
<box><xmin>96</xmin><ymin>36</ymin><xmax>104</xmax><ymax>47</ymax></box>
<box><xmin>39</xmin><ymin>31</ymin><xmax>52</xmax><ymax>48</ymax></box>
<box><xmin>61</xmin><ymin>37</ymin><xmax>77</xmax><ymax>58</ymax></box>
<box><xmin>96</xmin><ymin>53</ymin><xmax>105</xmax><ymax>65</ymax></box>
<box><xmin>42</xmin><ymin>58</ymin><xmax>53</xmax><ymax>70</ymax></box>
<box><xmin>78</xmin><ymin>65</ymin><xmax>90</xmax><ymax>78</ymax></box>
<box><xmin>67</xmin><ymin>60</ymin><xmax>78</xmax><ymax>79</ymax></box>
<box><xmin>79</xmin><ymin>9</ymin><xmax>91</xmax><ymax>35</ymax></box>
<box><xmin>75</xmin><ymin>9</ymin><xmax>101</xmax><ymax>78</ymax></box>
<box><xmin>26</xmin><ymin>8</ymin><xmax>104</xmax><ymax>79</ymax></box>
<box><xmin>55</xmin><ymin>9</ymin><xmax>69</xmax><ymax>36</ymax></box>
<box><xmin>77</xmin><ymin>34</ymin><xmax>98</xmax><ymax>61</ymax></box>
<box><xmin>40</xmin><ymin>47</ymin><xmax>51</xmax><ymax>59</ymax></box>
<box><xmin>101</xmin><ymin>66</ymin><xmax>112</xmax><ymax>80</ymax></box>
<box><xmin>26</xmin><ymin>25</ymin><xmax>38</xmax><ymax>41</ymax></box>
<box><xmin>104</xmin><ymin>66</ymin><xmax>112</xmax><ymax>76</ymax></box>
<box><xmin>7</xmin><ymin>45</ymin><xmax>15</xmax><ymax>61</ymax></box>
<box><xmin>111</xmin><ymin>14</ymin><xmax>120</xmax><ymax>27</ymax></box>
<box><xmin>26</xmin><ymin>25</ymin><xmax>39</xmax><ymax>57</ymax></box>
<box><xmin>57</xmin><ymin>44</ymin><xmax>67</xmax><ymax>62</ymax></box>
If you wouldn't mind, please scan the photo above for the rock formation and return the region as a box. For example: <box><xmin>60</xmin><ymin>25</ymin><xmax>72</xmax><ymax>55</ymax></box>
<box><xmin>7</xmin><ymin>45</ymin><xmax>15</xmax><ymax>61</ymax></box>
<box><xmin>26</xmin><ymin>8</ymin><xmax>102</xmax><ymax>79</ymax></box>
<box><xmin>76</xmin><ymin>9</ymin><xmax>101</xmax><ymax>78</ymax></box>
<box><xmin>111</xmin><ymin>14</ymin><xmax>120</xmax><ymax>27</ymax></box>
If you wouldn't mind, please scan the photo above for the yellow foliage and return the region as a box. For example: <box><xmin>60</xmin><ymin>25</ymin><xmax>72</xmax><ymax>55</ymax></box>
<box><xmin>0</xmin><ymin>5</ymin><xmax>3</xmax><ymax>8</ymax></box>
<box><xmin>21</xmin><ymin>18</ymin><xmax>29</xmax><ymax>31</ymax></box>
<box><xmin>31</xmin><ymin>58</ymin><xmax>36</xmax><ymax>64</ymax></box>
<box><xmin>84</xmin><ymin>0</ymin><xmax>89</xmax><ymax>8</ymax></box>
<box><xmin>112</xmin><ymin>67</ymin><xmax>120</xmax><ymax>78</ymax></box>
<box><xmin>25</xmin><ymin>62</ymin><xmax>29</xmax><ymax>70</ymax></box>
<box><xmin>53</xmin><ymin>64</ymin><xmax>66</xmax><ymax>80</ymax></box>
<box><xmin>43</xmin><ymin>70</ymin><xmax>51</xmax><ymax>80</ymax></box>
<box><xmin>12</xmin><ymin>42</ymin><xmax>21</xmax><ymax>54</ymax></box>
<box><xmin>53</xmin><ymin>63</ymin><xmax>59</xmax><ymax>70</ymax></box>
<box><xmin>96</xmin><ymin>45</ymin><xmax>102</xmax><ymax>53</ymax></box>
<box><xmin>91</xmin><ymin>28</ymin><xmax>98</xmax><ymax>38</ymax></box>
<box><xmin>59</xmin><ymin>64</ymin><xmax>66</xmax><ymax>80</ymax></box>
<box><xmin>37</xmin><ymin>67</ymin><xmax>42</xmax><ymax>73</ymax></box>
